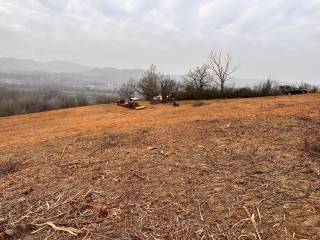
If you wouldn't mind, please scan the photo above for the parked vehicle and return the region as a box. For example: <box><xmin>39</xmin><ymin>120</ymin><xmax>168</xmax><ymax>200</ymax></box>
<box><xmin>152</xmin><ymin>95</ymin><xmax>162</xmax><ymax>101</ymax></box>
<box><xmin>280</xmin><ymin>86</ymin><xmax>309</xmax><ymax>95</ymax></box>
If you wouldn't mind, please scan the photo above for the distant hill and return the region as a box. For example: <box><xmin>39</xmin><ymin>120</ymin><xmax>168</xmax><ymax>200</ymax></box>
<box><xmin>2</xmin><ymin>57</ymin><xmax>316</xmax><ymax>90</ymax></box>
<box><xmin>0</xmin><ymin>57</ymin><xmax>91</xmax><ymax>73</ymax></box>
<box><xmin>0</xmin><ymin>57</ymin><xmax>146</xmax><ymax>89</ymax></box>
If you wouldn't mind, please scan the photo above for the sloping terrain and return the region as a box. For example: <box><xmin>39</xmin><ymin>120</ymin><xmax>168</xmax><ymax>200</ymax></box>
<box><xmin>0</xmin><ymin>94</ymin><xmax>320</xmax><ymax>239</ymax></box>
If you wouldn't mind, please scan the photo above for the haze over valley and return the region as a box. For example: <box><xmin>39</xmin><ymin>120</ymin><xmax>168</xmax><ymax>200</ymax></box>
<box><xmin>1</xmin><ymin>57</ymin><xmax>315</xmax><ymax>94</ymax></box>
<box><xmin>0</xmin><ymin>57</ymin><xmax>145</xmax><ymax>90</ymax></box>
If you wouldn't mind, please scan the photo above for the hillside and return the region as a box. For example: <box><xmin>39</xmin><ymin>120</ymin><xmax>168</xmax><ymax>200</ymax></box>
<box><xmin>0</xmin><ymin>57</ymin><xmax>145</xmax><ymax>89</ymax></box>
<box><xmin>0</xmin><ymin>58</ymin><xmax>91</xmax><ymax>73</ymax></box>
<box><xmin>0</xmin><ymin>94</ymin><xmax>320</xmax><ymax>239</ymax></box>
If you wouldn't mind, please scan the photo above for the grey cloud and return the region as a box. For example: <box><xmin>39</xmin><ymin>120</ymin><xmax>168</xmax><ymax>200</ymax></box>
<box><xmin>0</xmin><ymin>0</ymin><xmax>319</xmax><ymax>84</ymax></box>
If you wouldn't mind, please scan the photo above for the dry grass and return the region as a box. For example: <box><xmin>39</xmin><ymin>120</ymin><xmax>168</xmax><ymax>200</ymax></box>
<box><xmin>192</xmin><ymin>100</ymin><xmax>207</xmax><ymax>107</ymax></box>
<box><xmin>304</xmin><ymin>129</ymin><xmax>320</xmax><ymax>156</ymax></box>
<box><xmin>0</xmin><ymin>94</ymin><xmax>320</xmax><ymax>239</ymax></box>
<box><xmin>0</xmin><ymin>159</ymin><xmax>18</xmax><ymax>178</ymax></box>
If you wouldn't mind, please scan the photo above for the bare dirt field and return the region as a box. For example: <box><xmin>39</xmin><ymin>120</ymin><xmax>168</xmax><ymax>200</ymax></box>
<box><xmin>0</xmin><ymin>94</ymin><xmax>320</xmax><ymax>239</ymax></box>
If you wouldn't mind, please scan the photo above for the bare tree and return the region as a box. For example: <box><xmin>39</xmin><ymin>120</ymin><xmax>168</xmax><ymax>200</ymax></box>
<box><xmin>118</xmin><ymin>78</ymin><xmax>137</xmax><ymax>99</ymax></box>
<box><xmin>137</xmin><ymin>64</ymin><xmax>160</xmax><ymax>100</ymax></box>
<box><xmin>208</xmin><ymin>50</ymin><xmax>238</xmax><ymax>93</ymax></box>
<box><xmin>184</xmin><ymin>64</ymin><xmax>210</xmax><ymax>98</ymax></box>
<box><xmin>159</xmin><ymin>75</ymin><xmax>179</xmax><ymax>101</ymax></box>
<box><xmin>261</xmin><ymin>76</ymin><xmax>273</xmax><ymax>96</ymax></box>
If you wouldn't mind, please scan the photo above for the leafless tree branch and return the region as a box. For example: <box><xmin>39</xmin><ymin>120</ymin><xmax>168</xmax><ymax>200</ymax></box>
<box><xmin>208</xmin><ymin>50</ymin><xmax>238</xmax><ymax>93</ymax></box>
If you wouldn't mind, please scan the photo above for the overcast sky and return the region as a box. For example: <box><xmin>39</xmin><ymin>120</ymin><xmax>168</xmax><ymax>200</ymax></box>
<box><xmin>0</xmin><ymin>0</ymin><xmax>319</xmax><ymax>84</ymax></box>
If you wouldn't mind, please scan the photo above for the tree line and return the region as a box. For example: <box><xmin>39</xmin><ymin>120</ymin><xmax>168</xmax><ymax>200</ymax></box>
<box><xmin>1</xmin><ymin>50</ymin><xmax>318</xmax><ymax>117</ymax></box>
<box><xmin>118</xmin><ymin>50</ymin><xmax>319</xmax><ymax>101</ymax></box>
<box><xmin>0</xmin><ymin>86</ymin><xmax>115</xmax><ymax>117</ymax></box>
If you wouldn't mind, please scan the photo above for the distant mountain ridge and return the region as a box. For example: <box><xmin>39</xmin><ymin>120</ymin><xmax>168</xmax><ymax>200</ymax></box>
<box><xmin>0</xmin><ymin>57</ymin><xmax>277</xmax><ymax>87</ymax></box>
<box><xmin>0</xmin><ymin>57</ymin><xmax>146</xmax><ymax>89</ymax></box>
<box><xmin>2</xmin><ymin>57</ymin><xmax>315</xmax><ymax>90</ymax></box>
<box><xmin>0</xmin><ymin>57</ymin><xmax>92</xmax><ymax>73</ymax></box>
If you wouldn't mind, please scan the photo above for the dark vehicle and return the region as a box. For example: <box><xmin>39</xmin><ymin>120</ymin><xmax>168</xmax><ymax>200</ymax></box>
<box><xmin>280</xmin><ymin>85</ymin><xmax>309</xmax><ymax>95</ymax></box>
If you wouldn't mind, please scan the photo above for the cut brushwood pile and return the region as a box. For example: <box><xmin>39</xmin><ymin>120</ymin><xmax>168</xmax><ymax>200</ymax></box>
<box><xmin>0</xmin><ymin>94</ymin><xmax>320</xmax><ymax>239</ymax></box>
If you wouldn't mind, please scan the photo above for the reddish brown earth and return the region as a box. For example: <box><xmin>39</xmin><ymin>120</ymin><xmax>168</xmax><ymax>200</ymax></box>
<box><xmin>0</xmin><ymin>94</ymin><xmax>320</xmax><ymax>239</ymax></box>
